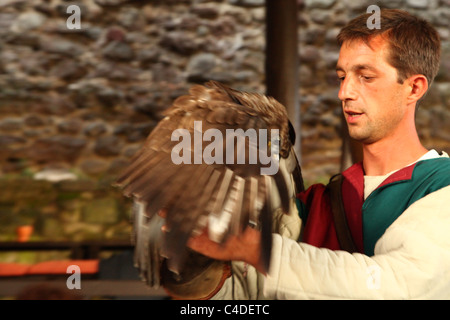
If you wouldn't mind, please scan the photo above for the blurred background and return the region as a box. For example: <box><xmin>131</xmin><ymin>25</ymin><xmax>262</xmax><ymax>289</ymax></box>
<box><xmin>0</xmin><ymin>0</ymin><xmax>448</xmax><ymax>298</ymax></box>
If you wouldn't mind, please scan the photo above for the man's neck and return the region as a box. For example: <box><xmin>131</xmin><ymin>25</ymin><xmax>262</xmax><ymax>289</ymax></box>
<box><xmin>362</xmin><ymin>133</ymin><xmax>427</xmax><ymax>176</ymax></box>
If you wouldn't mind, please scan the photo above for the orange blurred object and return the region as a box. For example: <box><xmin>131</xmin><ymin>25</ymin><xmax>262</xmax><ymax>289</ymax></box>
<box><xmin>16</xmin><ymin>225</ymin><xmax>34</xmax><ymax>242</ymax></box>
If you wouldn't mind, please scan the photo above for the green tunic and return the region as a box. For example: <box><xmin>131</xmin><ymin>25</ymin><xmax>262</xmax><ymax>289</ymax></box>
<box><xmin>363</xmin><ymin>157</ymin><xmax>450</xmax><ymax>255</ymax></box>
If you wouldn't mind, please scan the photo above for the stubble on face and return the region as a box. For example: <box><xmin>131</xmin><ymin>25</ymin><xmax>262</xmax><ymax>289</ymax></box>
<box><xmin>345</xmin><ymin>89</ymin><xmax>406</xmax><ymax>145</ymax></box>
<box><xmin>337</xmin><ymin>37</ymin><xmax>408</xmax><ymax>145</ymax></box>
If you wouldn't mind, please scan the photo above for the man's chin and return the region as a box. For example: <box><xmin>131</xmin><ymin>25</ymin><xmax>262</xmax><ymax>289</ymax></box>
<box><xmin>348</xmin><ymin>131</ymin><xmax>375</xmax><ymax>145</ymax></box>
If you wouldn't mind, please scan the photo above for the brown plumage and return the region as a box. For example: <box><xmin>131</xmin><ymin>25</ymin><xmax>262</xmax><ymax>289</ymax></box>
<box><xmin>114</xmin><ymin>81</ymin><xmax>303</xmax><ymax>288</ymax></box>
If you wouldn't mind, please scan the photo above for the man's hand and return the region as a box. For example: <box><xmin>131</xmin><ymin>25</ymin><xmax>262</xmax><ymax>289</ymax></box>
<box><xmin>158</xmin><ymin>209</ymin><xmax>268</xmax><ymax>275</ymax></box>
<box><xmin>187</xmin><ymin>226</ymin><xmax>267</xmax><ymax>275</ymax></box>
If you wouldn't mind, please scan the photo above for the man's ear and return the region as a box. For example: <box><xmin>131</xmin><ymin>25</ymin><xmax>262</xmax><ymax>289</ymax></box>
<box><xmin>406</xmin><ymin>74</ymin><xmax>428</xmax><ymax>105</ymax></box>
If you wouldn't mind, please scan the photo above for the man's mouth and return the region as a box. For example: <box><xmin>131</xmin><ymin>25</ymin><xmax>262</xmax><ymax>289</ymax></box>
<box><xmin>345</xmin><ymin>110</ymin><xmax>364</xmax><ymax>123</ymax></box>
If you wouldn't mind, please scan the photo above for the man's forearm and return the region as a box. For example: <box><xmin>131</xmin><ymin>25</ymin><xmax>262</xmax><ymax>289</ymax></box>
<box><xmin>263</xmin><ymin>187</ymin><xmax>450</xmax><ymax>299</ymax></box>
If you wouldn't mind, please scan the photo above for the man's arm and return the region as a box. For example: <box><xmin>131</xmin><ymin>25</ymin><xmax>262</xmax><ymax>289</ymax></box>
<box><xmin>190</xmin><ymin>186</ymin><xmax>450</xmax><ymax>299</ymax></box>
<box><xmin>188</xmin><ymin>226</ymin><xmax>266</xmax><ymax>274</ymax></box>
<box><xmin>264</xmin><ymin>186</ymin><xmax>450</xmax><ymax>299</ymax></box>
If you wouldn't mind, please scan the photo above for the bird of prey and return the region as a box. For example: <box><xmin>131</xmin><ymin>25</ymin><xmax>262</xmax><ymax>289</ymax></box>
<box><xmin>114</xmin><ymin>81</ymin><xmax>303</xmax><ymax>289</ymax></box>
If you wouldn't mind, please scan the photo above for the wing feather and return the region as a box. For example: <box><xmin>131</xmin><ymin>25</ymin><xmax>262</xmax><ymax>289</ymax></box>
<box><xmin>259</xmin><ymin>175</ymin><xmax>273</xmax><ymax>272</ymax></box>
<box><xmin>163</xmin><ymin>165</ymin><xmax>222</xmax><ymax>272</ymax></box>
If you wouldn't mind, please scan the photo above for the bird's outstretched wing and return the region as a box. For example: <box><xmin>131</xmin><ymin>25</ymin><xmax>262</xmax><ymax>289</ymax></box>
<box><xmin>114</xmin><ymin>81</ymin><xmax>303</xmax><ymax>287</ymax></box>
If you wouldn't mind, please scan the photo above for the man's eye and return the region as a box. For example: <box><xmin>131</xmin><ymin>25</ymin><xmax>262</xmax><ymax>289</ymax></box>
<box><xmin>338</xmin><ymin>76</ymin><xmax>345</xmax><ymax>82</ymax></box>
<box><xmin>361</xmin><ymin>75</ymin><xmax>374</xmax><ymax>81</ymax></box>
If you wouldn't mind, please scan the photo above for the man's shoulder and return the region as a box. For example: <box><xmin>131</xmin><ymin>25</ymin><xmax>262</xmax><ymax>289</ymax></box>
<box><xmin>415</xmin><ymin>155</ymin><xmax>450</xmax><ymax>176</ymax></box>
<box><xmin>412</xmin><ymin>156</ymin><xmax>450</xmax><ymax>191</ymax></box>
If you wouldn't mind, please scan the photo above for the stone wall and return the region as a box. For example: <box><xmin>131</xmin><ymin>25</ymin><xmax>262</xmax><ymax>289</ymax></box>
<box><xmin>0</xmin><ymin>0</ymin><xmax>449</xmax><ymax>248</ymax></box>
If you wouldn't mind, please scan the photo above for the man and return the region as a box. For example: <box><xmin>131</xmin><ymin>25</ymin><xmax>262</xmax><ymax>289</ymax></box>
<box><xmin>186</xmin><ymin>9</ymin><xmax>450</xmax><ymax>299</ymax></box>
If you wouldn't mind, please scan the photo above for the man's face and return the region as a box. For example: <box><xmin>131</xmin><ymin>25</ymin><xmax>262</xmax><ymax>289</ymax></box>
<box><xmin>336</xmin><ymin>36</ymin><xmax>410</xmax><ymax>144</ymax></box>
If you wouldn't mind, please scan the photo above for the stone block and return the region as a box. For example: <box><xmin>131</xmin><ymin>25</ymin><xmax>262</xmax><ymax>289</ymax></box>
<box><xmin>82</xmin><ymin>197</ymin><xmax>119</xmax><ymax>224</ymax></box>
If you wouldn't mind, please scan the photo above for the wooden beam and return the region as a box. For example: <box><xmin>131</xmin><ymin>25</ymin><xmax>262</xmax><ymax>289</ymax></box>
<box><xmin>265</xmin><ymin>0</ymin><xmax>301</xmax><ymax>161</ymax></box>
<box><xmin>0</xmin><ymin>279</ymin><xmax>168</xmax><ymax>298</ymax></box>
<box><xmin>0</xmin><ymin>240</ymin><xmax>133</xmax><ymax>259</ymax></box>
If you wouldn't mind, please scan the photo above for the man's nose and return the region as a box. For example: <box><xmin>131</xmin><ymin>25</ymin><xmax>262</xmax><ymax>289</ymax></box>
<box><xmin>338</xmin><ymin>76</ymin><xmax>357</xmax><ymax>102</ymax></box>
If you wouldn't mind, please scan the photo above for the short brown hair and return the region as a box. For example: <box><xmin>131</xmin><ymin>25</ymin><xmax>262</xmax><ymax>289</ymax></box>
<box><xmin>337</xmin><ymin>9</ymin><xmax>441</xmax><ymax>88</ymax></box>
